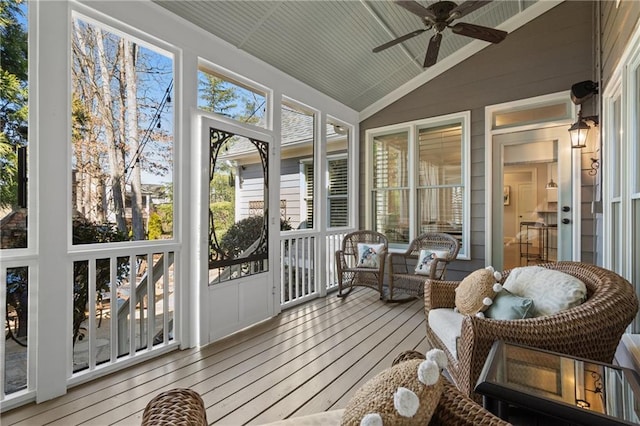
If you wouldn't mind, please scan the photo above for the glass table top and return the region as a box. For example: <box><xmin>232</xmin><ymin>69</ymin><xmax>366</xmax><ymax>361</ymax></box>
<box><xmin>477</xmin><ymin>341</ymin><xmax>640</xmax><ymax>425</ymax></box>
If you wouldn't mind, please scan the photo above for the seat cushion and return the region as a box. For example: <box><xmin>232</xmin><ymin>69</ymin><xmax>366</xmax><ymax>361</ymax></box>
<box><xmin>503</xmin><ymin>266</ymin><xmax>587</xmax><ymax>316</ymax></box>
<box><xmin>428</xmin><ymin>308</ymin><xmax>464</xmax><ymax>359</ymax></box>
<box><xmin>258</xmin><ymin>410</ymin><xmax>344</xmax><ymax>425</ymax></box>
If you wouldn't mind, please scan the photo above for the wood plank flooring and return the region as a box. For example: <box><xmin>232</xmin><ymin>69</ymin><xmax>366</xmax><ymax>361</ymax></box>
<box><xmin>1</xmin><ymin>288</ymin><xmax>429</xmax><ymax>425</ymax></box>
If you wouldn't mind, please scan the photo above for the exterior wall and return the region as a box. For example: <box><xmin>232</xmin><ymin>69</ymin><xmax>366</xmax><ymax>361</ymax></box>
<box><xmin>359</xmin><ymin>1</ymin><xmax>595</xmax><ymax>280</ymax></box>
<box><xmin>601</xmin><ymin>0</ymin><xmax>640</xmax><ymax>87</ymax></box>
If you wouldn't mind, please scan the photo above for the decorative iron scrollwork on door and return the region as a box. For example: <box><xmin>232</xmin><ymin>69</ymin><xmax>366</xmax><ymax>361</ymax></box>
<box><xmin>208</xmin><ymin>127</ymin><xmax>269</xmax><ymax>284</ymax></box>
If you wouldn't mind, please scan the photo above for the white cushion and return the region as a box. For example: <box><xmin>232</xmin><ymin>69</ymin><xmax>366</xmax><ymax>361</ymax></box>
<box><xmin>414</xmin><ymin>249</ymin><xmax>449</xmax><ymax>276</ymax></box>
<box><xmin>428</xmin><ymin>308</ymin><xmax>464</xmax><ymax>360</ymax></box>
<box><xmin>356</xmin><ymin>243</ymin><xmax>385</xmax><ymax>268</ymax></box>
<box><xmin>503</xmin><ymin>266</ymin><xmax>587</xmax><ymax>317</ymax></box>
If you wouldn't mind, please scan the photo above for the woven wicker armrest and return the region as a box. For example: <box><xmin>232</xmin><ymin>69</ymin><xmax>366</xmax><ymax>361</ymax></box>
<box><xmin>388</xmin><ymin>251</ymin><xmax>413</xmax><ymax>274</ymax></box>
<box><xmin>335</xmin><ymin>249</ymin><xmax>347</xmax><ymax>270</ymax></box>
<box><xmin>141</xmin><ymin>388</ymin><xmax>207</xmax><ymax>426</ymax></box>
<box><xmin>424</xmin><ymin>279</ymin><xmax>458</xmax><ymax>310</ymax></box>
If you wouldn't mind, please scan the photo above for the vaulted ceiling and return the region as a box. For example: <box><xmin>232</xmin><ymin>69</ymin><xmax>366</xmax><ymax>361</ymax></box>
<box><xmin>153</xmin><ymin>1</ymin><xmax>558</xmax><ymax>115</ymax></box>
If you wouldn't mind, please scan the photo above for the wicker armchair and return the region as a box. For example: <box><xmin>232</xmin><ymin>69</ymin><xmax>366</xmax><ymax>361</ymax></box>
<box><xmin>388</xmin><ymin>232</ymin><xmax>460</xmax><ymax>301</ymax></box>
<box><xmin>336</xmin><ymin>230</ymin><xmax>388</xmax><ymax>299</ymax></box>
<box><xmin>141</xmin><ymin>388</ymin><xmax>207</xmax><ymax>425</ymax></box>
<box><xmin>424</xmin><ymin>261</ymin><xmax>639</xmax><ymax>402</ymax></box>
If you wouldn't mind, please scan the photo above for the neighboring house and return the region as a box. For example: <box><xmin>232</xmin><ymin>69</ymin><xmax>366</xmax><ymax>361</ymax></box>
<box><xmin>1</xmin><ymin>0</ymin><xmax>640</xmax><ymax>413</ymax></box>
<box><xmin>219</xmin><ymin>106</ymin><xmax>349</xmax><ymax>230</ymax></box>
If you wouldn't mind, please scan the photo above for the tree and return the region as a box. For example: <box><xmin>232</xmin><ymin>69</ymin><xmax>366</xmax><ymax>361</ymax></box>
<box><xmin>219</xmin><ymin>215</ymin><xmax>291</xmax><ymax>258</ymax></box>
<box><xmin>71</xmin><ymin>16</ymin><xmax>174</xmax><ymax>242</ymax></box>
<box><xmin>198</xmin><ymin>73</ymin><xmax>238</xmax><ymax>117</ymax></box>
<box><xmin>0</xmin><ymin>0</ymin><xmax>27</xmax><ymax>208</ymax></box>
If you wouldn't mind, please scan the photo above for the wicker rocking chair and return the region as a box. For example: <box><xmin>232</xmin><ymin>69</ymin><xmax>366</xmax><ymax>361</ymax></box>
<box><xmin>335</xmin><ymin>230</ymin><xmax>389</xmax><ymax>299</ymax></box>
<box><xmin>387</xmin><ymin>232</ymin><xmax>460</xmax><ymax>301</ymax></box>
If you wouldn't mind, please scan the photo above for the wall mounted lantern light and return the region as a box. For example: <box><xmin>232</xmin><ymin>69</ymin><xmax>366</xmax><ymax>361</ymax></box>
<box><xmin>569</xmin><ymin>109</ymin><xmax>599</xmax><ymax>149</ymax></box>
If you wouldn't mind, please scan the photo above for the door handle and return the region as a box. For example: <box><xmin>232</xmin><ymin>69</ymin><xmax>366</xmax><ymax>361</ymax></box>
<box><xmin>562</xmin><ymin>218</ymin><xmax>571</xmax><ymax>224</ymax></box>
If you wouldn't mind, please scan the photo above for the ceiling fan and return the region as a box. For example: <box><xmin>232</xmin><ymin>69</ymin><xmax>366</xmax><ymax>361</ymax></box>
<box><xmin>373</xmin><ymin>0</ymin><xmax>508</xmax><ymax>68</ymax></box>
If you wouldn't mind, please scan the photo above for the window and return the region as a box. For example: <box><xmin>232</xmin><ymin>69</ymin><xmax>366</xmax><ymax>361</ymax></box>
<box><xmin>417</xmin><ymin>124</ymin><xmax>464</xmax><ymax>235</ymax></box>
<box><xmin>366</xmin><ymin>113</ymin><xmax>469</xmax><ymax>258</ymax></box>
<box><xmin>371</xmin><ymin>130</ymin><xmax>409</xmax><ymax>244</ymax></box>
<box><xmin>71</xmin><ymin>14</ymin><xmax>175</xmax><ymax>244</ymax></box>
<box><xmin>1</xmin><ymin>0</ymin><xmax>28</xmax><ymax>250</ymax></box>
<box><xmin>327</xmin><ymin>156</ymin><xmax>348</xmax><ymax>227</ymax></box>
<box><xmin>1</xmin><ymin>0</ymin><xmax>30</xmax><ymax>396</ymax></box>
<box><xmin>326</xmin><ymin>120</ymin><xmax>349</xmax><ymax>228</ymax></box>
<box><xmin>198</xmin><ymin>65</ymin><xmax>267</xmax><ymax>128</ymax></box>
<box><xmin>281</xmin><ymin>101</ymin><xmax>315</xmax><ymax>230</ymax></box>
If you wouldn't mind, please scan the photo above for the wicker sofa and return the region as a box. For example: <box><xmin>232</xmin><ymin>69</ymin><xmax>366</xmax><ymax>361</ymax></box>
<box><xmin>424</xmin><ymin>261</ymin><xmax>639</xmax><ymax>401</ymax></box>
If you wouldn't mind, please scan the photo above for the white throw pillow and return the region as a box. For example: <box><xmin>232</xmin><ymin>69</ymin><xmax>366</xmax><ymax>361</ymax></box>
<box><xmin>414</xmin><ymin>249</ymin><xmax>449</xmax><ymax>277</ymax></box>
<box><xmin>356</xmin><ymin>243</ymin><xmax>385</xmax><ymax>268</ymax></box>
<box><xmin>503</xmin><ymin>266</ymin><xmax>587</xmax><ymax>317</ymax></box>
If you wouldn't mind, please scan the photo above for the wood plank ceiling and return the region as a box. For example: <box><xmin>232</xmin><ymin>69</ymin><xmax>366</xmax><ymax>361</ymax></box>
<box><xmin>152</xmin><ymin>0</ymin><xmax>543</xmax><ymax>112</ymax></box>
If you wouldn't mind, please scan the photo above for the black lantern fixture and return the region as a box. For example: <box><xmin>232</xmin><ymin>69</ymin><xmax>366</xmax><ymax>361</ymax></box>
<box><xmin>569</xmin><ymin>109</ymin><xmax>599</xmax><ymax>149</ymax></box>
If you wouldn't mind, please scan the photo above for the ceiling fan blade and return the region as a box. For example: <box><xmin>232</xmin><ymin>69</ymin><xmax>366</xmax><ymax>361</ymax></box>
<box><xmin>450</xmin><ymin>22</ymin><xmax>507</xmax><ymax>43</ymax></box>
<box><xmin>424</xmin><ymin>32</ymin><xmax>442</xmax><ymax>67</ymax></box>
<box><xmin>373</xmin><ymin>29</ymin><xmax>426</xmax><ymax>53</ymax></box>
<box><xmin>395</xmin><ymin>0</ymin><xmax>437</xmax><ymax>22</ymax></box>
<box><xmin>448</xmin><ymin>0</ymin><xmax>492</xmax><ymax>20</ymax></box>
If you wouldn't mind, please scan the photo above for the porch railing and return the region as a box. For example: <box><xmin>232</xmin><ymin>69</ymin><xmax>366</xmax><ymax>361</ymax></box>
<box><xmin>279</xmin><ymin>230</ymin><xmax>348</xmax><ymax>308</ymax></box>
<box><xmin>69</xmin><ymin>245</ymin><xmax>178</xmax><ymax>377</ymax></box>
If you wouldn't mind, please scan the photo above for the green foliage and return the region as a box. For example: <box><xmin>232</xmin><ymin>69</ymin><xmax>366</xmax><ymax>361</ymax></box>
<box><xmin>219</xmin><ymin>215</ymin><xmax>292</xmax><ymax>257</ymax></box>
<box><xmin>0</xmin><ymin>1</ymin><xmax>28</xmax><ymax>208</ymax></box>
<box><xmin>198</xmin><ymin>73</ymin><xmax>238</xmax><ymax>116</ymax></box>
<box><xmin>210</xmin><ymin>171</ymin><xmax>235</xmax><ymax>203</ymax></box>
<box><xmin>211</xmin><ymin>201</ymin><xmax>234</xmax><ymax>238</ymax></box>
<box><xmin>155</xmin><ymin>203</ymin><xmax>173</xmax><ymax>234</ymax></box>
<box><xmin>198</xmin><ymin>71</ymin><xmax>263</xmax><ymax>125</ymax></box>
<box><xmin>0</xmin><ymin>140</ymin><xmax>17</xmax><ymax>206</ymax></box>
<box><xmin>148</xmin><ymin>212</ymin><xmax>163</xmax><ymax>240</ymax></box>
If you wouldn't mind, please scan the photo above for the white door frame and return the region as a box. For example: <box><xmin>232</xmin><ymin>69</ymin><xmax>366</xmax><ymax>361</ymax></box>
<box><xmin>195</xmin><ymin>114</ymin><xmax>277</xmax><ymax>345</ymax></box>
<box><xmin>485</xmin><ymin>92</ymin><xmax>582</xmax><ymax>268</ymax></box>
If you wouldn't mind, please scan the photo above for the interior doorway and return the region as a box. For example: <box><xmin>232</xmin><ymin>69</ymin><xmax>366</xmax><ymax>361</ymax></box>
<box><xmin>492</xmin><ymin>126</ymin><xmax>572</xmax><ymax>270</ymax></box>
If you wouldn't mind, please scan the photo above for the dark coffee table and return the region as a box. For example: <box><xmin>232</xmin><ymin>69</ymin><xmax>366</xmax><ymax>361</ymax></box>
<box><xmin>475</xmin><ymin>340</ymin><xmax>640</xmax><ymax>425</ymax></box>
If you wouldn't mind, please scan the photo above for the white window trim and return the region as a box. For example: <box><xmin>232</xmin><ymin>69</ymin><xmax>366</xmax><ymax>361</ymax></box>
<box><xmin>364</xmin><ymin>111</ymin><xmax>470</xmax><ymax>259</ymax></box>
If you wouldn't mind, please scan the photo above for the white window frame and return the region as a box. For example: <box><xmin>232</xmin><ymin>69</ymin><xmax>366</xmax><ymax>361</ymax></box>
<box><xmin>602</xmin><ymin>19</ymin><xmax>640</xmax><ymax>320</ymax></box>
<box><xmin>364</xmin><ymin>111</ymin><xmax>471</xmax><ymax>259</ymax></box>
<box><xmin>326</xmin><ymin>153</ymin><xmax>348</xmax><ymax>229</ymax></box>
<box><xmin>69</xmin><ymin>7</ymin><xmax>179</xmax><ymax>250</ymax></box>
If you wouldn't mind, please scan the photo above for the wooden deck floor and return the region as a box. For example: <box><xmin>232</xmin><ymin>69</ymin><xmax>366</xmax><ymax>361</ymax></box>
<box><xmin>2</xmin><ymin>288</ymin><xmax>429</xmax><ymax>425</ymax></box>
